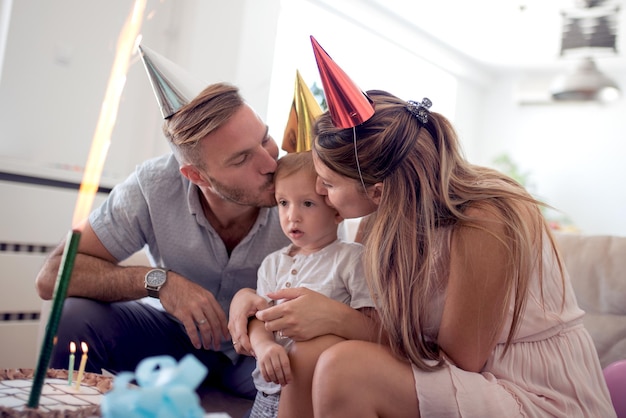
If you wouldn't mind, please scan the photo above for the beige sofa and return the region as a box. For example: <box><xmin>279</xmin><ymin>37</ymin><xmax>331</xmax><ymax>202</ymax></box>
<box><xmin>554</xmin><ymin>233</ymin><xmax>626</xmax><ymax>369</ymax></box>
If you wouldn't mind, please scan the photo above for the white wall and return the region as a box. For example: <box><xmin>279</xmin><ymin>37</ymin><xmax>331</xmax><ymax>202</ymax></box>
<box><xmin>470</xmin><ymin>69</ymin><xmax>626</xmax><ymax>236</ymax></box>
<box><xmin>0</xmin><ymin>0</ymin><xmax>279</xmax><ymax>188</ymax></box>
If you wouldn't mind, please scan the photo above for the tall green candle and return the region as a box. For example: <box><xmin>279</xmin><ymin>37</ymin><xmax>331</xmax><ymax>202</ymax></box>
<box><xmin>27</xmin><ymin>230</ymin><xmax>81</xmax><ymax>408</ymax></box>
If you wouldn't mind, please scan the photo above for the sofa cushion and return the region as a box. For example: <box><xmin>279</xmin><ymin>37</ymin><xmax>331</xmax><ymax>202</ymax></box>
<box><xmin>583</xmin><ymin>313</ymin><xmax>626</xmax><ymax>369</ymax></box>
<box><xmin>554</xmin><ymin>233</ymin><xmax>626</xmax><ymax>368</ymax></box>
<box><xmin>554</xmin><ymin>233</ymin><xmax>626</xmax><ymax>315</ymax></box>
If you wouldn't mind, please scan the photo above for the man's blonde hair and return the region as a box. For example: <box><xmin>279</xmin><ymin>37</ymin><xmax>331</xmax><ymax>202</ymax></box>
<box><xmin>163</xmin><ymin>82</ymin><xmax>244</xmax><ymax>167</ymax></box>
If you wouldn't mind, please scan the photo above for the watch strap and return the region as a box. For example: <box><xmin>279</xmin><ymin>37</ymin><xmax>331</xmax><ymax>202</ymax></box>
<box><xmin>146</xmin><ymin>287</ymin><xmax>160</xmax><ymax>298</ymax></box>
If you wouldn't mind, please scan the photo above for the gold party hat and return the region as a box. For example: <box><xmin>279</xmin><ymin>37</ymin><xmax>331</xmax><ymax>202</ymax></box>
<box><xmin>138</xmin><ymin>44</ymin><xmax>207</xmax><ymax>119</ymax></box>
<box><xmin>282</xmin><ymin>70</ymin><xmax>323</xmax><ymax>153</ymax></box>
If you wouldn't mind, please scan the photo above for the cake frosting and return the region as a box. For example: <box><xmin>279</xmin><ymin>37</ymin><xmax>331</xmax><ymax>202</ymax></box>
<box><xmin>0</xmin><ymin>368</ymin><xmax>112</xmax><ymax>418</ymax></box>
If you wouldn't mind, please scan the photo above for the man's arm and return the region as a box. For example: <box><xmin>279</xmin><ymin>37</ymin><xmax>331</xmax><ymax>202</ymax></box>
<box><xmin>35</xmin><ymin>221</ymin><xmax>229</xmax><ymax>350</ymax></box>
<box><xmin>35</xmin><ymin>221</ymin><xmax>144</xmax><ymax>301</ymax></box>
<box><xmin>229</xmin><ymin>288</ymin><xmax>272</xmax><ymax>356</ymax></box>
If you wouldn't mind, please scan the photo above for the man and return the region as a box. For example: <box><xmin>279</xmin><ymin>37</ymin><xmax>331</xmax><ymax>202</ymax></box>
<box><xmin>35</xmin><ymin>45</ymin><xmax>290</xmax><ymax>398</ymax></box>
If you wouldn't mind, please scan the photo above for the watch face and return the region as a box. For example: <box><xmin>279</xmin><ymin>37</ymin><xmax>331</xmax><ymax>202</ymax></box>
<box><xmin>146</xmin><ymin>269</ymin><xmax>167</xmax><ymax>287</ymax></box>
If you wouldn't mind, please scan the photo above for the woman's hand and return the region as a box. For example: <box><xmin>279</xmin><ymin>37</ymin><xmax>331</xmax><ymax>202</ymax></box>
<box><xmin>228</xmin><ymin>288</ymin><xmax>271</xmax><ymax>355</ymax></box>
<box><xmin>256</xmin><ymin>287</ymin><xmax>348</xmax><ymax>341</ymax></box>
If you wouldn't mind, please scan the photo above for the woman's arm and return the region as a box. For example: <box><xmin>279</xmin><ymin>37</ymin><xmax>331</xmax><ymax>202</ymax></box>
<box><xmin>256</xmin><ymin>288</ymin><xmax>380</xmax><ymax>342</ymax></box>
<box><xmin>228</xmin><ymin>288</ymin><xmax>381</xmax><ymax>355</ymax></box>
<box><xmin>438</xmin><ymin>206</ymin><xmax>510</xmax><ymax>372</ymax></box>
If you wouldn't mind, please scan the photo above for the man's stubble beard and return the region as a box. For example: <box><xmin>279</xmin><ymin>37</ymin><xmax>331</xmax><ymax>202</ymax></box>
<box><xmin>208</xmin><ymin>175</ymin><xmax>276</xmax><ymax>208</ymax></box>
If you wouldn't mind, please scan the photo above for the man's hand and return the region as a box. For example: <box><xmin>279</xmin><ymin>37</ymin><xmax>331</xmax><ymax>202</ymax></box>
<box><xmin>159</xmin><ymin>272</ymin><xmax>228</xmax><ymax>350</ymax></box>
<box><xmin>228</xmin><ymin>288</ymin><xmax>271</xmax><ymax>355</ymax></box>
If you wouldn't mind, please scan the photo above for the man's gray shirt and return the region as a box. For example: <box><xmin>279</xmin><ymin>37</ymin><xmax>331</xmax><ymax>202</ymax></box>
<box><xmin>89</xmin><ymin>153</ymin><xmax>290</xmax><ymax>359</ymax></box>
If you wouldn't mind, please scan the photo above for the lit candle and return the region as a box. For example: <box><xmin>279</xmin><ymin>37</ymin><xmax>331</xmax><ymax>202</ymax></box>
<box><xmin>67</xmin><ymin>342</ymin><xmax>76</xmax><ymax>385</ymax></box>
<box><xmin>74</xmin><ymin>342</ymin><xmax>88</xmax><ymax>391</ymax></box>
<box><xmin>26</xmin><ymin>0</ymin><xmax>147</xmax><ymax>408</ymax></box>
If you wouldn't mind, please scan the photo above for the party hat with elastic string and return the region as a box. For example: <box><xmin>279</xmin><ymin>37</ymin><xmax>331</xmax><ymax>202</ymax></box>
<box><xmin>138</xmin><ymin>44</ymin><xmax>207</xmax><ymax>119</ymax></box>
<box><xmin>310</xmin><ymin>36</ymin><xmax>374</xmax><ymax>129</ymax></box>
<box><xmin>282</xmin><ymin>70</ymin><xmax>323</xmax><ymax>153</ymax></box>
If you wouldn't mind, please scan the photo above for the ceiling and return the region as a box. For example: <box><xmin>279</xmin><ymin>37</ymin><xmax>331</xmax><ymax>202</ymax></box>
<box><xmin>369</xmin><ymin>0</ymin><xmax>626</xmax><ymax>71</ymax></box>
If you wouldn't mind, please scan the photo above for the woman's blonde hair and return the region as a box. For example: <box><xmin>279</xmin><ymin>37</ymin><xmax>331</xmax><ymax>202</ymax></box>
<box><xmin>163</xmin><ymin>82</ymin><xmax>243</xmax><ymax>167</ymax></box>
<box><xmin>313</xmin><ymin>90</ymin><xmax>563</xmax><ymax>370</ymax></box>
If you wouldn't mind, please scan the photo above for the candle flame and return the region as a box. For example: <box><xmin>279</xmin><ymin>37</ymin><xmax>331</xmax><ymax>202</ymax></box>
<box><xmin>70</xmin><ymin>341</ymin><xmax>76</xmax><ymax>353</ymax></box>
<box><xmin>81</xmin><ymin>341</ymin><xmax>88</xmax><ymax>354</ymax></box>
<box><xmin>71</xmin><ymin>0</ymin><xmax>147</xmax><ymax>229</ymax></box>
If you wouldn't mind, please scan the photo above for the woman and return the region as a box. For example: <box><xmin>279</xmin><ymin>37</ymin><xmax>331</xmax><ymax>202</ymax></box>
<box><xmin>308</xmin><ymin>90</ymin><xmax>615</xmax><ymax>417</ymax></box>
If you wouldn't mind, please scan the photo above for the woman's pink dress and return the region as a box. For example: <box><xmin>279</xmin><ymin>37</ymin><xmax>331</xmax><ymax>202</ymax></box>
<box><xmin>414</xmin><ymin>231</ymin><xmax>616</xmax><ymax>417</ymax></box>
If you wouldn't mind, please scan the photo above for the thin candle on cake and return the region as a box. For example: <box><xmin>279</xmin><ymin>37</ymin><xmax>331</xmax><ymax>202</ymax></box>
<box><xmin>74</xmin><ymin>342</ymin><xmax>89</xmax><ymax>391</ymax></box>
<box><xmin>67</xmin><ymin>341</ymin><xmax>76</xmax><ymax>385</ymax></box>
<box><xmin>27</xmin><ymin>0</ymin><xmax>147</xmax><ymax>408</ymax></box>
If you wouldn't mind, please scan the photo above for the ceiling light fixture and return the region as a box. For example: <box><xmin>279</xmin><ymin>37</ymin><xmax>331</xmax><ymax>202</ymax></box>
<box><xmin>550</xmin><ymin>57</ymin><xmax>621</xmax><ymax>102</ymax></box>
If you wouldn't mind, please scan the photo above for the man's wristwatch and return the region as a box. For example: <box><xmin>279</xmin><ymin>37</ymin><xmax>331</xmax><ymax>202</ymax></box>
<box><xmin>144</xmin><ymin>268</ymin><xmax>168</xmax><ymax>298</ymax></box>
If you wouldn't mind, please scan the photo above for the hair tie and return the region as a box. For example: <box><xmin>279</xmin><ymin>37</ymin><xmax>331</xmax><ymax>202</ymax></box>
<box><xmin>406</xmin><ymin>98</ymin><xmax>432</xmax><ymax>124</ymax></box>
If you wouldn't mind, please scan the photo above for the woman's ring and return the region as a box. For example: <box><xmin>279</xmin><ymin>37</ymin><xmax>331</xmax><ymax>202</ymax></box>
<box><xmin>197</xmin><ymin>319</ymin><xmax>207</xmax><ymax>325</ymax></box>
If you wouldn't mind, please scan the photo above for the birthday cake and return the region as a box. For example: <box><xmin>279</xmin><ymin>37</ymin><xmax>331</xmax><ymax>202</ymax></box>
<box><xmin>0</xmin><ymin>368</ymin><xmax>112</xmax><ymax>418</ymax></box>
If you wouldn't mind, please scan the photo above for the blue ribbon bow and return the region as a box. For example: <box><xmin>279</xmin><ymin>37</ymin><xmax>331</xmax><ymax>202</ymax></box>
<box><xmin>102</xmin><ymin>354</ymin><xmax>208</xmax><ymax>418</ymax></box>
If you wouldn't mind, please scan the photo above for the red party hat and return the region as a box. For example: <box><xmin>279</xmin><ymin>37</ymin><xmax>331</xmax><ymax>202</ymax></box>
<box><xmin>310</xmin><ymin>36</ymin><xmax>374</xmax><ymax>129</ymax></box>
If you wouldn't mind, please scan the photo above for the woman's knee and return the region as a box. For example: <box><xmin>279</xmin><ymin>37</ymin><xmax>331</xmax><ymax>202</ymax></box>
<box><xmin>313</xmin><ymin>342</ymin><xmax>418</xmax><ymax>417</ymax></box>
<box><xmin>311</xmin><ymin>341</ymin><xmax>370</xmax><ymax>414</ymax></box>
<box><xmin>313</xmin><ymin>340</ymin><xmax>366</xmax><ymax>389</ymax></box>
<box><xmin>290</xmin><ymin>335</ymin><xmax>344</xmax><ymax>364</ymax></box>
<box><xmin>317</xmin><ymin>340</ymin><xmax>361</xmax><ymax>369</ymax></box>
